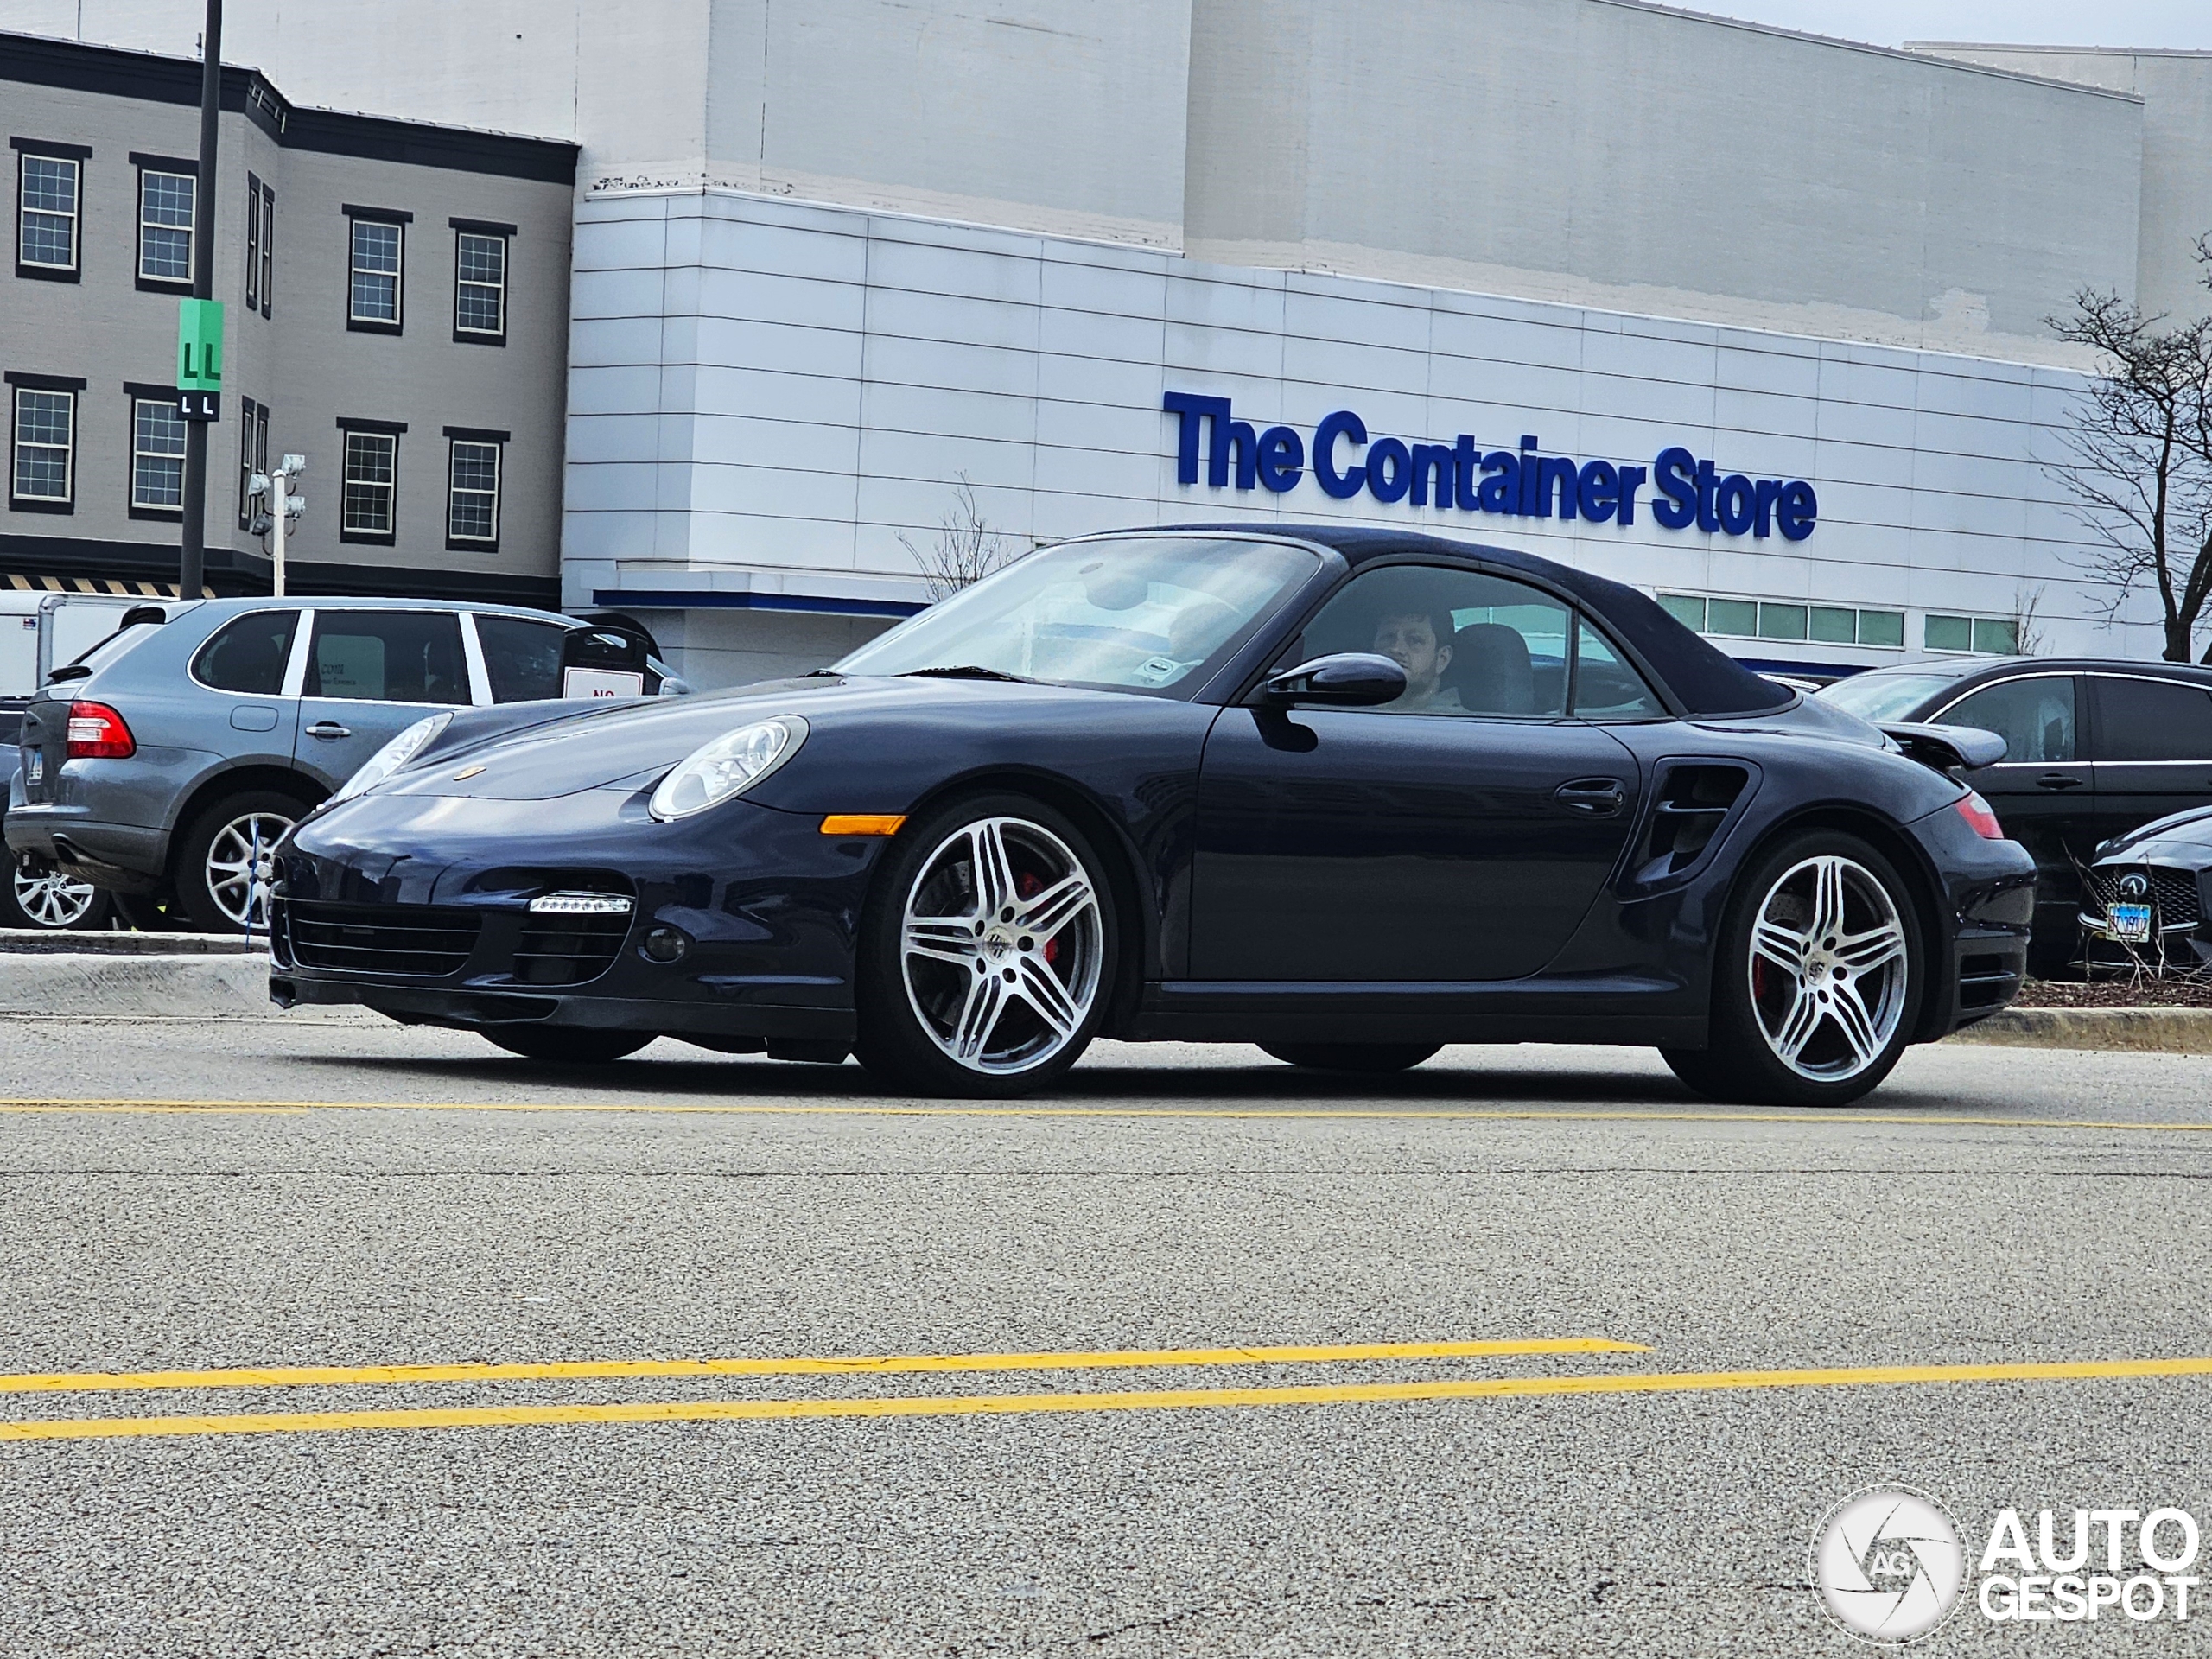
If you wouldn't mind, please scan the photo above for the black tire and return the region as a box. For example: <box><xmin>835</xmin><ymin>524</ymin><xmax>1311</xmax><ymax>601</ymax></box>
<box><xmin>171</xmin><ymin>789</ymin><xmax>310</xmax><ymax>932</ymax></box>
<box><xmin>1662</xmin><ymin>829</ymin><xmax>1925</xmax><ymax>1108</ymax></box>
<box><xmin>854</xmin><ymin>791</ymin><xmax>1117</xmax><ymax>1098</ymax></box>
<box><xmin>1262</xmin><ymin>1042</ymin><xmax>1440</xmax><ymax>1073</ymax></box>
<box><xmin>0</xmin><ymin>847</ymin><xmax>111</xmax><ymax>931</ymax></box>
<box><xmin>481</xmin><ymin>1027</ymin><xmax>655</xmax><ymax>1064</ymax></box>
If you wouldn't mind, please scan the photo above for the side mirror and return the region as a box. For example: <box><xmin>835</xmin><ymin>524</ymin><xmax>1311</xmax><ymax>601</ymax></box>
<box><xmin>559</xmin><ymin>626</ymin><xmax>655</xmax><ymax>699</ymax></box>
<box><xmin>1258</xmin><ymin>652</ymin><xmax>1407</xmax><ymax>708</ymax></box>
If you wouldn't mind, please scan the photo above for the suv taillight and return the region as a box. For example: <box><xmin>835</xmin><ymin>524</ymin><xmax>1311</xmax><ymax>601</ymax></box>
<box><xmin>63</xmin><ymin>701</ymin><xmax>135</xmax><ymax>760</ymax></box>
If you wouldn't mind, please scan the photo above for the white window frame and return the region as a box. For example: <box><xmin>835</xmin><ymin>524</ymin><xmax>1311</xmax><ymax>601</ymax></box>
<box><xmin>340</xmin><ymin>428</ymin><xmax>399</xmax><ymax>540</ymax></box>
<box><xmin>137</xmin><ymin>168</ymin><xmax>195</xmax><ymax>284</ymax></box>
<box><xmin>453</xmin><ymin>229</ymin><xmax>507</xmax><ymax>340</ymax></box>
<box><xmin>130</xmin><ymin>396</ymin><xmax>187</xmax><ymax>512</ymax></box>
<box><xmin>244</xmin><ymin>173</ymin><xmax>259</xmax><ymax>309</ymax></box>
<box><xmin>16</xmin><ymin>151</ymin><xmax>80</xmax><ymax>273</ymax></box>
<box><xmin>10</xmin><ymin>386</ymin><xmax>75</xmax><ymax>505</ymax></box>
<box><xmin>446</xmin><ymin>438</ymin><xmax>501</xmax><ymax>546</ymax></box>
<box><xmin>348</xmin><ymin>216</ymin><xmax>404</xmax><ymax>327</ymax></box>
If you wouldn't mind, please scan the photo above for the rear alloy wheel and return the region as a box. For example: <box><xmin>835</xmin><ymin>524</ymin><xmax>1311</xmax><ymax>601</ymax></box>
<box><xmin>0</xmin><ymin>850</ymin><xmax>109</xmax><ymax>931</ymax></box>
<box><xmin>481</xmin><ymin>1027</ymin><xmax>655</xmax><ymax>1064</ymax></box>
<box><xmin>1262</xmin><ymin>1043</ymin><xmax>1440</xmax><ymax>1073</ymax></box>
<box><xmin>1663</xmin><ymin>831</ymin><xmax>1922</xmax><ymax>1108</ymax></box>
<box><xmin>173</xmin><ymin>791</ymin><xmax>306</xmax><ymax>932</ymax></box>
<box><xmin>855</xmin><ymin>795</ymin><xmax>1114</xmax><ymax>1097</ymax></box>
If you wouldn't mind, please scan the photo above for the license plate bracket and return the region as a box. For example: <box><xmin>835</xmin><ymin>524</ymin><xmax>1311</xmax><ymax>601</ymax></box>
<box><xmin>2107</xmin><ymin>901</ymin><xmax>2152</xmax><ymax>943</ymax></box>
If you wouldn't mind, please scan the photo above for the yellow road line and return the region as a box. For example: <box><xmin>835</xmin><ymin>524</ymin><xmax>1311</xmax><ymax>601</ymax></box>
<box><xmin>7</xmin><ymin>1356</ymin><xmax>2210</xmax><ymax>1443</ymax></box>
<box><xmin>0</xmin><ymin>1338</ymin><xmax>1643</xmax><ymax>1395</ymax></box>
<box><xmin>0</xmin><ymin>1096</ymin><xmax>2209</xmax><ymax>1133</ymax></box>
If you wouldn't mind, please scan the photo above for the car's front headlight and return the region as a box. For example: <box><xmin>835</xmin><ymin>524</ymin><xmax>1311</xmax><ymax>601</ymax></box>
<box><xmin>332</xmin><ymin>712</ymin><xmax>453</xmax><ymax>804</ymax></box>
<box><xmin>649</xmin><ymin>716</ymin><xmax>806</xmax><ymax>821</ymax></box>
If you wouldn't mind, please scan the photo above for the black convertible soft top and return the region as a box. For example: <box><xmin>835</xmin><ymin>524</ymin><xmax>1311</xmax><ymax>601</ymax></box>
<box><xmin>1163</xmin><ymin>523</ymin><xmax>1794</xmax><ymax>718</ymax></box>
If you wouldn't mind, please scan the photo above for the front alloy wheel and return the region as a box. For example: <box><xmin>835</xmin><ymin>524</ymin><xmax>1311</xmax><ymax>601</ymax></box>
<box><xmin>858</xmin><ymin>796</ymin><xmax>1114</xmax><ymax>1096</ymax></box>
<box><xmin>173</xmin><ymin>790</ymin><xmax>307</xmax><ymax>932</ymax></box>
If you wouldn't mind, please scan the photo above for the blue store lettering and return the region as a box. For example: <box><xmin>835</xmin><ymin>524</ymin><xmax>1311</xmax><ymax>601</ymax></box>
<box><xmin>1162</xmin><ymin>391</ymin><xmax>1816</xmax><ymax>542</ymax></box>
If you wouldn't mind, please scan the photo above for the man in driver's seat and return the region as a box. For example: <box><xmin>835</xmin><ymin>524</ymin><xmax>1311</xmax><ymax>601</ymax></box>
<box><xmin>1370</xmin><ymin>607</ymin><xmax>1464</xmax><ymax>713</ymax></box>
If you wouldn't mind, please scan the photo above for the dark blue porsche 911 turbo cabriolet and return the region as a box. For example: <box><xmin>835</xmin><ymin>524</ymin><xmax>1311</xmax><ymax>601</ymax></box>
<box><xmin>270</xmin><ymin>526</ymin><xmax>2037</xmax><ymax>1105</ymax></box>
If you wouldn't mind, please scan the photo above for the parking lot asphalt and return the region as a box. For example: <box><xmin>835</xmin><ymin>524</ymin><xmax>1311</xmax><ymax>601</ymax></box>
<box><xmin>2</xmin><ymin>1014</ymin><xmax>2209</xmax><ymax>1656</ymax></box>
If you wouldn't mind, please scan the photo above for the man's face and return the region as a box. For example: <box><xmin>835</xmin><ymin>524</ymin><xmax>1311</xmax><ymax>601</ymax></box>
<box><xmin>1372</xmin><ymin>613</ymin><xmax>1448</xmax><ymax>694</ymax></box>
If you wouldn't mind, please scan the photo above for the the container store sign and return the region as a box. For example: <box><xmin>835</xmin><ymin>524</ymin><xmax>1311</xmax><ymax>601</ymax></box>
<box><xmin>1162</xmin><ymin>391</ymin><xmax>1817</xmax><ymax>541</ymax></box>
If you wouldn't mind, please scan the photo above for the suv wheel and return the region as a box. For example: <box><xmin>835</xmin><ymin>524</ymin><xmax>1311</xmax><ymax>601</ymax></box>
<box><xmin>172</xmin><ymin>790</ymin><xmax>308</xmax><ymax>932</ymax></box>
<box><xmin>0</xmin><ymin>849</ymin><xmax>110</xmax><ymax>931</ymax></box>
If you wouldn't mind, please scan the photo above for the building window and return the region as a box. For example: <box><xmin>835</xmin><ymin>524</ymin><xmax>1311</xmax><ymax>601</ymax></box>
<box><xmin>15</xmin><ymin>147</ymin><xmax>82</xmax><ymax>276</ymax></box>
<box><xmin>347</xmin><ymin>213</ymin><xmax>405</xmax><ymax>330</ymax></box>
<box><xmin>1661</xmin><ymin>592</ymin><xmax>1907</xmax><ymax>651</ymax></box>
<box><xmin>137</xmin><ymin>166</ymin><xmax>195</xmax><ymax>285</ymax></box>
<box><xmin>130</xmin><ymin>397</ymin><xmax>186</xmax><ymax>511</ymax></box>
<box><xmin>340</xmin><ymin>425</ymin><xmax>400</xmax><ymax>542</ymax></box>
<box><xmin>1925</xmin><ymin>614</ymin><xmax>2020</xmax><ymax>655</ymax></box>
<box><xmin>259</xmin><ymin>181</ymin><xmax>274</xmax><ymax>315</ymax></box>
<box><xmin>453</xmin><ymin>229</ymin><xmax>508</xmax><ymax>341</ymax></box>
<box><xmin>10</xmin><ymin>385</ymin><xmax>76</xmax><ymax>509</ymax></box>
<box><xmin>446</xmin><ymin>436</ymin><xmax>502</xmax><ymax>546</ymax></box>
<box><xmin>237</xmin><ymin>397</ymin><xmax>269</xmax><ymax>530</ymax></box>
<box><xmin>244</xmin><ymin>172</ymin><xmax>259</xmax><ymax>309</ymax></box>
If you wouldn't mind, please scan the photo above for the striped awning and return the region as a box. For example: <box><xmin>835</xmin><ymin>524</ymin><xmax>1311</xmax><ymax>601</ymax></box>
<box><xmin>1</xmin><ymin>573</ymin><xmax>214</xmax><ymax>599</ymax></box>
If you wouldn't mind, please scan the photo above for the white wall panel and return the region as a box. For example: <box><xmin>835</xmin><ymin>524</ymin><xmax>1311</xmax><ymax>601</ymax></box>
<box><xmin>570</xmin><ymin>190</ymin><xmax>2156</xmax><ymax>681</ymax></box>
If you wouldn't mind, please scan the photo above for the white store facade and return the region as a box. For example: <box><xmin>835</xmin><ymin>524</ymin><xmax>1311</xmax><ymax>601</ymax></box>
<box><xmin>566</xmin><ymin>186</ymin><xmax>2109</xmax><ymax>686</ymax></box>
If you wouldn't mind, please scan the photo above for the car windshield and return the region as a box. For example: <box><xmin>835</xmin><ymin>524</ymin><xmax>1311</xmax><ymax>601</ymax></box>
<box><xmin>1815</xmin><ymin>671</ymin><xmax>1963</xmax><ymax>723</ymax></box>
<box><xmin>835</xmin><ymin>536</ymin><xmax>1321</xmax><ymax>695</ymax></box>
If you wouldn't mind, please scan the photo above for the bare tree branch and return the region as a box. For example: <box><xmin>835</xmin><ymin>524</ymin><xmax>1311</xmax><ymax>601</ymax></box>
<box><xmin>899</xmin><ymin>477</ymin><xmax>1027</xmax><ymax>603</ymax></box>
<box><xmin>2044</xmin><ymin>266</ymin><xmax>2212</xmax><ymax>661</ymax></box>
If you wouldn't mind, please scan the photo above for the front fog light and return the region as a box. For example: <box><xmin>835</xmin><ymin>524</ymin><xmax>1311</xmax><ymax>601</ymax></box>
<box><xmin>641</xmin><ymin>925</ymin><xmax>690</xmax><ymax>963</ymax></box>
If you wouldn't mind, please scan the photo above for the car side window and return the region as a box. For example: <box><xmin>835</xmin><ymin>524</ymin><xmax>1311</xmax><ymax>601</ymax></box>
<box><xmin>193</xmin><ymin>611</ymin><xmax>299</xmax><ymax>695</ymax></box>
<box><xmin>1939</xmin><ymin>677</ymin><xmax>2076</xmax><ymax>764</ymax></box>
<box><xmin>305</xmin><ymin>611</ymin><xmax>467</xmax><ymax>704</ymax></box>
<box><xmin>1291</xmin><ymin>564</ymin><xmax>1570</xmax><ymax>717</ymax></box>
<box><xmin>2092</xmin><ymin>676</ymin><xmax>2212</xmax><ymax>761</ymax></box>
<box><xmin>1572</xmin><ymin>620</ymin><xmax>1666</xmax><ymax>719</ymax></box>
<box><xmin>474</xmin><ymin>614</ymin><xmax>567</xmax><ymax>703</ymax></box>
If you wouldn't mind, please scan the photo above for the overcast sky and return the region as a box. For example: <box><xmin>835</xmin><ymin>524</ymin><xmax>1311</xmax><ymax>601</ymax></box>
<box><xmin>1695</xmin><ymin>0</ymin><xmax>2212</xmax><ymax>51</ymax></box>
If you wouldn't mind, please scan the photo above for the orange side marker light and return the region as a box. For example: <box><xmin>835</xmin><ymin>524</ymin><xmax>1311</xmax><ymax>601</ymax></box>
<box><xmin>820</xmin><ymin>814</ymin><xmax>906</xmax><ymax>836</ymax></box>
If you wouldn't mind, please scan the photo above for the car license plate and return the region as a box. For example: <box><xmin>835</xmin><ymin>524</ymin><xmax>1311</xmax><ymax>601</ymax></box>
<box><xmin>2107</xmin><ymin>902</ymin><xmax>2152</xmax><ymax>942</ymax></box>
<box><xmin>22</xmin><ymin>747</ymin><xmax>39</xmax><ymax>785</ymax></box>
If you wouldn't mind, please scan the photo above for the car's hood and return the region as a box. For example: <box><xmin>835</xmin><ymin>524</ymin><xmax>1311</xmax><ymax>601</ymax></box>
<box><xmin>376</xmin><ymin>675</ymin><xmax>1174</xmax><ymax>802</ymax></box>
<box><xmin>2096</xmin><ymin>804</ymin><xmax>2212</xmax><ymax>860</ymax></box>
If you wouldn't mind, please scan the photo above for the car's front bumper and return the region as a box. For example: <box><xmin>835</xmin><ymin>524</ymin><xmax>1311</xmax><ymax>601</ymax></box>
<box><xmin>2075</xmin><ymin>859</ymin><xmax>2212</xmax><ymax>973</ymax></box>
<box><xmin>268</xmin><ymin>785</ymin><xmax>886</xmax><ymax>1043</ymax></box>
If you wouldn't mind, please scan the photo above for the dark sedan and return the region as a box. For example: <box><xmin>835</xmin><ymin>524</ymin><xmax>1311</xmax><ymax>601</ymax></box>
<box><xmin>271</xmin><ymin>527</ymin><xmax>2036</xmax><ymax>1106</ymax></box>
<box><xmin>1819</xmin><ymin>658</ymin><xmax>2212</xmax><ymax>973</ymax></box>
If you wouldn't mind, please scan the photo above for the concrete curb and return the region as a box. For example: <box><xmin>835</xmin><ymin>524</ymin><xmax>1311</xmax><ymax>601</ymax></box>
<box><xmin>1948</xmin><ymin>1007</ymin><xmax>2212</xmax><ymax>1055</ymax></box>
<box><xmin>0</xmin><ymin>952</ymin><xmax>295</xmax><ymax>1019</ymax></box>
<box><xmin>0</xmin><ymin>929</ymin><xmax>254</xmax><ymax>956</ymax></box>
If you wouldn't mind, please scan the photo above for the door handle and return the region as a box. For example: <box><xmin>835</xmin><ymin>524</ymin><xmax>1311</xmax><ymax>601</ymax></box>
<box><xmin>2035</xmin><ymin>772</ymin><xmax>2085</xmax><ymax>791</ymax></box>
<box><xmin>1554</xmin><ymin>778</ymin><xmax>1626</xmax><ymax>816</ymax></box>
<box><xmin>305</xmin><ymin>721</ymin><xmax>352</xmax><ymax>741</ymax></box>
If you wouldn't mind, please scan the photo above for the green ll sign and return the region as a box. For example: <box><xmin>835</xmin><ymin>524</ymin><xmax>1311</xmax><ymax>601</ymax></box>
<box><xmin>176</xmin><ymin>297</ymin><xmax>224</xmax><ymax>392</ymax></box>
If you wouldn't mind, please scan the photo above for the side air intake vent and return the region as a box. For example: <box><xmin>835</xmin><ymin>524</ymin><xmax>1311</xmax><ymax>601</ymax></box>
<box><xmin>1631</xmin><ymin>764</ymin><xmax>1751</xmax><ymax>886</ymax></box>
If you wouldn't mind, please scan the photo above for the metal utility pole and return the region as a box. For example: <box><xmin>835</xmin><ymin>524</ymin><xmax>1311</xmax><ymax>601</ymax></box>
<box><xmin>177</xmin><ymin>0</ymin><xmax>222</xmax><ymax>601</ymax></box>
